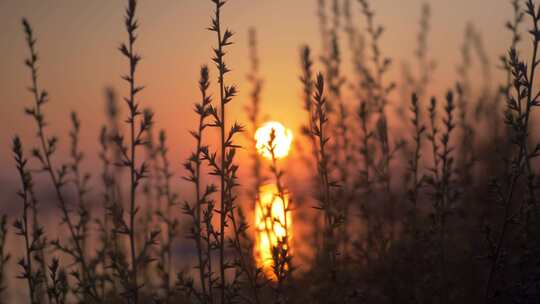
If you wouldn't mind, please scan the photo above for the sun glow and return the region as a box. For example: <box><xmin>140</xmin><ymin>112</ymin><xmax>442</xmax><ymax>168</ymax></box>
<box><xmin>255</xmin><ymin>121</ymin><xmax>293</xmax><ymax>160</ymax></box>
<box><xmin>254</xmin><ymin>183</ymin><xmax>292</xmax><ymax>280</ymax></box>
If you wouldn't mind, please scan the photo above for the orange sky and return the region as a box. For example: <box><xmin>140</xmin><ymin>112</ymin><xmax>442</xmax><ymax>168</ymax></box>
<box><xmin>0</xmin><ymin>0</ymin><xmax>517</xmax><ymax>210</ymax></box>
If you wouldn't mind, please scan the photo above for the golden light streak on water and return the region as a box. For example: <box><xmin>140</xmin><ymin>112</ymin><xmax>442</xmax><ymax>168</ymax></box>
<box><xmin>254</xmin><ymin>183</ymin><xmax>292</xmax><ymax>280</ymax></box>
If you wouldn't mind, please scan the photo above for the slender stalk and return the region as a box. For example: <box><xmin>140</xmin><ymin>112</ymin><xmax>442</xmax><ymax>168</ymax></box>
<box><xmin>156</xmin><ymin>131</ymin><xmax>178</xmax><ymax>302</ymax></box>
<box><xmin>184</xmin><ymin>66</ymin><xmax>213</xmax><ymax>302</ymax></box>
<box><xmin>213</xmin><ymin>2</ymin><xmax>227</xmax><ymax>300</ymax></box>
<box><xmin>265</xmin><ymin>129</ymin><xmax>292</xmax><ymax>300</ymax></box>
<box><xmin>484</xmin><ymin>11</ymin><xmax>540</xmax><ymax>296</ymax></box>
<box><xmin>523</xmin><ymin>0</ymin><xmax>539</xmax><ymax>194</ymax></box>
<box><xmin>127</xmin><ymin>10</ymin><xmax>139</xmax><ymax>303</ymax></box>
<box><xmin>407</xmin><ymin>93</ymin><xmax>425</xmax><ymax>302</ymax></box>
<box><xmin>312</xmin><ymin>74</ymin><xmax>338</xmax><ymax>280</ymax></box>
<box><xmin>195</xmin><ymin>89</ymin><xmax>210</xmax><ymax>303</ymax></box>
<box><xmin>12</xmin><ymin>136</ymin><xmax>43</xmax><ymax>304</ymax></box>
<box><xmin>207</xmin><ymin>1</ymin><xmax>238</xmax><ymax>301</ymax></box>
<box><xmin>114</xmin><ymin>1</ymin><xmax>157</xmax><ymax>302</ymax></box>
<box><xmin>439</xmin><ymin>92</ymin><xmax>456</xmax><ymax>304</ymax></box>
<box><xmin>21</xmin><ymin>18</ymin><xmax>98</xmax><ymax>302</ymax></box>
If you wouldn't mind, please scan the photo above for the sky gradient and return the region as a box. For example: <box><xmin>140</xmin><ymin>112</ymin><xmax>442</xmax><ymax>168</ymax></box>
<box><xmin>0</xmin><ymin>0</ymin><xmax>516</xmax><ymax>210</ymax></box>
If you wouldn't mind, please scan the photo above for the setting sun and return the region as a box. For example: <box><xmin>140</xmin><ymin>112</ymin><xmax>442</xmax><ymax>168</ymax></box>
<box><xmin>255</xmin><ymin>121</ymin><xmax>293</xmax><ymax>160</ymax></box>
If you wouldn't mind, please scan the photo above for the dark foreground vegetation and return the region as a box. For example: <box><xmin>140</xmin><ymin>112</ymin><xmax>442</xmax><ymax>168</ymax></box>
<box><xmin>3</xmin><ymin>0</ymin><xmax>540</xmax><ymax>303</ymax></box>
